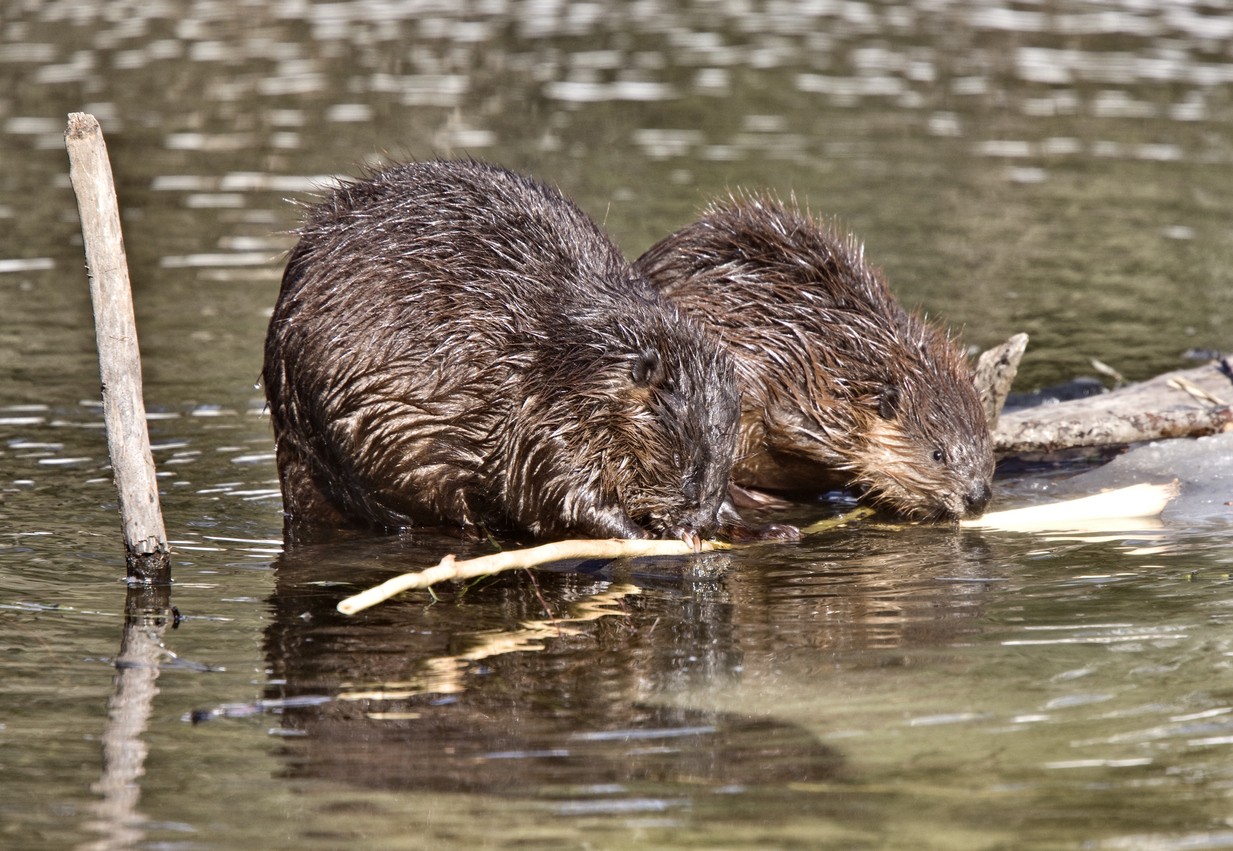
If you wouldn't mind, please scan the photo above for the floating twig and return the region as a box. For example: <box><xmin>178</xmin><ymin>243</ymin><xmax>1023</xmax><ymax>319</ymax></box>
<box><xmin>339</xmin><ymin>483</ymin><xmax>1180</xmax><ymax>614</ymax></box>
<box><xmin>337</xmin><ymin>538</ymin><xmax>719</xmax><ymax>615</ymax></box>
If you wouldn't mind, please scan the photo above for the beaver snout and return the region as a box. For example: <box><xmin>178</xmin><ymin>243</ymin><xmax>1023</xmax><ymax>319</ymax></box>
<box><xmin>668</xmin><ymin>524</ymin><xmax>704</xmax><ymax>553</ymax></box>
<box><xmin>635</xmin><ymin>195</ymin><xmax>996</xmax><ymax>525</ymax></box>
<box><xmin>963</xmin><ymin>480</ymin><xmax>993</xmax><ymax>518</ymax></box>
<box><xmin>668</xmin><ymin>498</ymin><xmax>721</xmax><ymax>552</ymax></box>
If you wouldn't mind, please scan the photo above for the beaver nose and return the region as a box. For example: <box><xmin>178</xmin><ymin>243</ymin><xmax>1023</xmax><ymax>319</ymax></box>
<box><xmin>964</xmin><ymin>481</ymin><xmax>993</xmax><ymax>517</ymax></box>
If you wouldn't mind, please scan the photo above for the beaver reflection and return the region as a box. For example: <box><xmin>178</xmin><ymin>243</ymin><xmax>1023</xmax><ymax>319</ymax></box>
<box><xmin>261</xmin><ymin>529</ymin><xmax>999</xmax><ymax>796</ymax></box>
<box><xmin>262</xmin><ymin>541</ymin><xmax>842</xmax><ymax>796</ymax></box>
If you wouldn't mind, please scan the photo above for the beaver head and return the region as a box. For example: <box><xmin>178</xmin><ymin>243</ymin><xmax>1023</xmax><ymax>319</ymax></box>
<box><xmin>635</xmin><ymin>194</ymin><xmax>995</xmax><ymax>521</ymax></box>
<box><xmin>496</xmin><ymin>290</ymin><xmax>743</xmax><ymax>547</ymax></box>
<box><xmin>755</xmin><ymin>315</ymin><xmax>996</xmax><ymax>521</ymax></box>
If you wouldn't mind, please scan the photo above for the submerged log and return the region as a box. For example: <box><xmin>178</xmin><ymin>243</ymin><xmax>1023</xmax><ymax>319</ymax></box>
<box><xmin>994</xmin><ymin>358</ymin><xmax>1233</xmax><ymax>456</ymax></box>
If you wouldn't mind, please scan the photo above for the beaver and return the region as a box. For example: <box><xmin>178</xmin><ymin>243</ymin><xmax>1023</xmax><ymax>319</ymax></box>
<box><xmin>634</xmin><ymin>194</ymin><xmax>994</xmax><ymax>521</ymax></box>
<box><xmin>263</xmin><ymin>159</ymin><xmax>793</xmax><ymax>547</ymax></box>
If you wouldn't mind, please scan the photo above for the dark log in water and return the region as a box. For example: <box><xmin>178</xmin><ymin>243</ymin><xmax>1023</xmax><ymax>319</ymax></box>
<box><xmin>64</xmin><ymin>113</ymin><xmax>170</xmax><ymax>581</ymax></box>
<box><xmin>995</xmin><ymin>358</ymin><xmax>1233</xmax><ymax>456</ymax></box>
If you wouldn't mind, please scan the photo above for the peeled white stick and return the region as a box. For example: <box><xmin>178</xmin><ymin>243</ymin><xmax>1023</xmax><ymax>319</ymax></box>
<box><xmin>961</xmin><ymin>481</ymin><xmax>1179</xmax><ymax>533</ymax></box>
<box><xmin>339</xmin><ymin>483</ymin><xmax>1179</xmax><ymax>613</ymax></box>
<box><xmin>337</xmin><ymin>538</ymin><xmax>717</xmax><ymax>615</ymax></box>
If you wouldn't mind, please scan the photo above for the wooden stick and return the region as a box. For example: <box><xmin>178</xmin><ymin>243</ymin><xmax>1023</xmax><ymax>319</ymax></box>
<box><xmin>65</xmin><ymin>113</ymin><xmax>170</xmax><ymax>581</ymax></box>
<box><xmin>338</xmin><ymin>538</ymin><xmax>715</xmax><ymax>615</ymax></box>
<box><xmin>960</xmin><ymin>481</ymin><xmax>1179</xmax><ymax>533</ymax></box>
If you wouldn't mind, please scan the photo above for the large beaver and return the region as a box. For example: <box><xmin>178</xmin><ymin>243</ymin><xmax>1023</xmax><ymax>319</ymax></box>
<box><xmin>263</xmin><ymin>159</ymin><xmax>788</xmax><ymax>546</ymax></box>
<box><xmin>634</xmin><ymin>195</ymin><xmax>994</xmax><ymax>521</ymax></box>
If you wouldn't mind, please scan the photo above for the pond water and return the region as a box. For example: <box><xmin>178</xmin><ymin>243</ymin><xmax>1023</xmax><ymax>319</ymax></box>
<box><xmin>2</xmin><ymin>1</ymin><xmax>1232</xmax><ymax>848</ymax></box>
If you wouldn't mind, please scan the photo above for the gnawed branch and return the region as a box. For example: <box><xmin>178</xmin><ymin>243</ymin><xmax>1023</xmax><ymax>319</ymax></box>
<box><xmin>961</xmin><ymin>481</ymin><xmax>1179</xmax><ymax>533</ymax></box>
<box><xmin>338</xmin><ymin>538</ymin><xmax>719</xmax><ymax>615</ymax></box>
<box><xmin>339</xmin><ymin>481</ymin><xmax>1180</xmax><ymax>613</ymax></box>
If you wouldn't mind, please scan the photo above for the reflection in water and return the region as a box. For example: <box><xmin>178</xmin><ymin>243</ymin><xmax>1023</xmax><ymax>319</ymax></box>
<box><xmin>260</xmin><ymin>527</ymin><xmax>999</xmax><ymax>801</ymax></box>
<box><xmin>83</xmin><ymin>584</ymin><xmax>174</xmax><ymax>851</ymax></box>
<box><xmin>264</xmin><ymin>549</ymin><xmax>831</xmax><ymax>798</ymax></box>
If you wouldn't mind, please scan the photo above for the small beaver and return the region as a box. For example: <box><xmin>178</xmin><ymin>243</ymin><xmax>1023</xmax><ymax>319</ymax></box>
<box><xmin>634</xmin><ymin>195</ymin><xmax>994</xmax><ymax>521</ymax></box>
<box><xmin>263</xmin><ymin>159</ymin><xmax>788</xmax><ymax>546</ymax></box>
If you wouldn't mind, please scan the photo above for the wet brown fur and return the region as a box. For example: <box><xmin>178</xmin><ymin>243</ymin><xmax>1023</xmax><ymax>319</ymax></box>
<box><xmin>263</xmin><ymin>160</ymin><xmax>784</xmax><ymax>544</ymax></box>
<box><xmin>634</xmin><ymin>194</ymin><xmax>994</xmax><ymax>521</ymax></box>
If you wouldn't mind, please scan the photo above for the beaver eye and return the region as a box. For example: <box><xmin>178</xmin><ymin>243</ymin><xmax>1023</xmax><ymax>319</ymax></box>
<box><xmin>932</xmin><ymin>448</ymin><xmax>946</xmax><ymax>464</ymax></box>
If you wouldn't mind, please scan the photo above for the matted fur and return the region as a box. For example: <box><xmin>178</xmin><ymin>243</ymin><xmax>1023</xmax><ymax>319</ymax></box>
<box><xmin>264</xmin><ymin>159</ymin><xmax>749</xmax><ymax>543</ymax></box>
<box><xmin>635</xmin><ymin>194</ymin><xmax>994</xmax><ymax>521</ymax></box>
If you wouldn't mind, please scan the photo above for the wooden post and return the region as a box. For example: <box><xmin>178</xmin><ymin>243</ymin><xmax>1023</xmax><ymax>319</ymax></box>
<box><xmin>64</xmin><ymin>113</ymin><xmax>170</xmax><ymax>581</ymax></box>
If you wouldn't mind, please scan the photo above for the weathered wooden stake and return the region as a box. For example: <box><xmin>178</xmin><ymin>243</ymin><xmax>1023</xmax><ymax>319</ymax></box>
<box><xmin>64</xmin><ymin>113</ymin><xmax>170</xmax><ymax>581</ymax></box>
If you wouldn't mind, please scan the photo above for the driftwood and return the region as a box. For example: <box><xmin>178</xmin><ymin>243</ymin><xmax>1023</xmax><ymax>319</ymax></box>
<box><xmin>339</xmin><ymin>479</ymin><xmax>1178</xmax><ymax>611</ymax></box>
<box><xmin>994</xmin><ymin>359</ymin><xmax>1233</xmax><ymax>456</ymax></box>
<box><xmin>974</xmin><ymin>333</ymin><xmax>1029</xmax><ymax>431</ymax></box>
<box><xmin>65</xmin><ymin>113</ymin><xmax>170</xmax><ymax>580</ymax></box>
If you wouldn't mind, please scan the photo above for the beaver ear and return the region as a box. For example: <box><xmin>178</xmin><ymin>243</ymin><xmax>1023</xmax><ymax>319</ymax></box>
<box><xmin>631</xmin><ymin>348</ymin><xmax>666</xmax><ymax>388</ymax></box>
<box><xmin>878</xmin><ymin>384</ymin><xmax>900</xmax><ymax>420</ymax></box>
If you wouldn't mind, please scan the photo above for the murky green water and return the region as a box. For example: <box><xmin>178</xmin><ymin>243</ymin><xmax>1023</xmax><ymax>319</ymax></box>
<box><xmin>2</xmin><ymin>2</ymin><xmax>1232</xmax><ymax>849</ymax></box>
